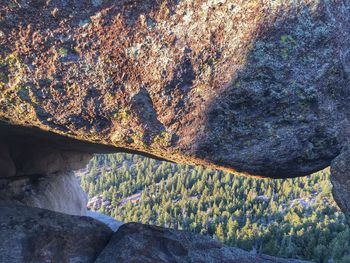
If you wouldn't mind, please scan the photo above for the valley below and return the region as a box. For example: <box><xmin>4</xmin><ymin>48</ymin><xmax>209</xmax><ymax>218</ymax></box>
<box><xmin>80</xmin><ymin>153</ymin><xmax>350</xmax><ymax>263</ymax></box>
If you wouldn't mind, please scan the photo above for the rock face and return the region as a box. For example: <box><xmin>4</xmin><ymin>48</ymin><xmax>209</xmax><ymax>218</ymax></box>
<box><xmin>0</xmin><ymin>202</ymin><xmax>113</xmax><ymax>263</ymax></box>
<box><xmin>0</xmin><ymin>1</ymin><xmax>349</xmax><ymax>178</ymax></box>
<box><xmin>95</xmin><ymin>222</ymin><xmax>308</xmax><ymax>263</ymax></box>
<box><xmin>0</xmin><ymin>172</ymin><xmax>88</xmax><ymax>215</ymax></box>
<box><xmin>331</xmin><ymin>147</ymin><xmax>350</xmax><ymax>223</ymax></box>
<box><xmin>0</xmin><ymin>140</ymin><xmax>92</xmax><ymax>178</ymax></box>
<box><xmin>0</xmin><ymin>137</ymin><xmax>92</xmax><ymax>215</ymax></box>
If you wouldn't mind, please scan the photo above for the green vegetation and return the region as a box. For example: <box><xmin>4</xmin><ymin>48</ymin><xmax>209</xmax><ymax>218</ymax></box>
<box><xmin>280</xmin><ymin>35</ymin><xmax>297</xmax><ymax>46</ymax></box>
<box><xmin>59</xmin><ymin>47</ymin><xmax>68</xmax><ymax>57</ymax></box>
<box><xmin>280</xmin><ymin>34</ymin><xmax>297</xmax><ymax>58</ymax></box>
<box><xmin>0</xmin><ymin>53</ymin><xmax>20</xmax><ymax>89</ymax></box>
<box><xmin>114</xmin><ymin>109</ymin><xmax>130</xmax><ymax>124</ymax></box>
<box><xmin>81</xmin><ymin>153</ymin><xmax>350</xmax><ymax>262</ymax></box>
<box><xmin>153</xmin><ymin>130</ymin><xmax>171</xmax><ymax>146</ymax></box>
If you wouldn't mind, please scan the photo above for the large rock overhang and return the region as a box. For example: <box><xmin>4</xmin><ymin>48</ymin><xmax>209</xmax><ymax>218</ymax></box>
<box><xmin>0</xmin><ymin>120</ymin><xmax>173</xmax><ymax>178</ymax></box>
<box><xmin>0</xmin><ymin>1</ymin><xmax>349</xmax><ymax>179</ymax></box>
<box><xmin>0</xmin><ymin>120</ymin><xmax>167</xmax><ymax>158</ymax></box>
<box><xmin>0</xmin><ymin>120</ymin><xmax>338</xmax><ymax>179</ymax></box>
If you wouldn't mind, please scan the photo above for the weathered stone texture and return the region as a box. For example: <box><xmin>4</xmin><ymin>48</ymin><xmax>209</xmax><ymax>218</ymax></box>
<box><xmin>0</xmin><ymin>172</ymin><xmax>88</xmax><ymax>215</ymax></box>
<box><xmin>0</xmin><ymin>0</ymin><xmax>349</xmax><ymax>178</ymax></box>
<box><xmin>331</xmin><ymin>146</ymin><xmax>350</xmax><ymax>223</ymax></box>
<box><xmin>95</xmin><ymin>222</ymin><xmax>309</xmax><ymax>263</ymax></box>
<box><xmin>0</xmin><ymin>203</ymin><xmax>113</xmax><ymax>263</ymax></box>
<box><xmin>0</xmin><ymin>137</ymin><xmax>92</xmax><ymax>215</ymax></box>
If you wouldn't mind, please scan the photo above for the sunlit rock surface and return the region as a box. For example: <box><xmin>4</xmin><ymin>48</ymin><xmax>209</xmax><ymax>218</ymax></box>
<box><xmin>0</xmin><ymin>0</ymin><xmax>349</xmax><ymax>178</ymax></box>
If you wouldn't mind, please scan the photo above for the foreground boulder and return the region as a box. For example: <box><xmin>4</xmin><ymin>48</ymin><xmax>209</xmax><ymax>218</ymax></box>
<box><xmin>0</xmin><ymin>204</ymin><xmax>308</xmax><ymax>263</ymax></box>
<box><xmin>95</xmin><ymin>222</ymin><xmax>308</xmax><ymax>263</ymax></box>
<box><xmin>0</xmin><ymin>203</ymin><xmax>113</xmax><ymax>263</ymax></box>
<box><xmin>0</xmin><ymin>1</ymin><xmax>349</xmax><ymax>178</ymax></box>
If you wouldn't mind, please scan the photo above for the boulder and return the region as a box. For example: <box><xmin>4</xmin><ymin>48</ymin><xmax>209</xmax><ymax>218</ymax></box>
<box><xmin>0</xmin><ymin>1</ymin><xmax>349</xmax><ymax>178</ymax></box>
<box><xmin>95</xmin><ymin>222</ymin><xmax>308</xmax><ymax>263</ymax></box>
<box><xmin>331</xmin><ymin>146</ymin><xmax>350</xmax><ymax>222</ymax></box>
<box><xmin>0</xmin><ymin>202</ymin><xmax>113</xmax><ymax>263</ymax></box>
<box><xmin>0</xmin><ymin>204</ymin><xmax>308</xmax><ymax>263</ymax></box>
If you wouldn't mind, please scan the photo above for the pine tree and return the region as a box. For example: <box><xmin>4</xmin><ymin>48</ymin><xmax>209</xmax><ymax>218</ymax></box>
<box><xmin>215</xmin><ymin>223</ymin><xmax>225</xmax><ymax>242</ymax></box>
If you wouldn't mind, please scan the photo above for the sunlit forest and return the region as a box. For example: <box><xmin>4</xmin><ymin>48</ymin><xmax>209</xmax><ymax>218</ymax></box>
<box><xmin>80</xmin><ymin>153</ymin><xmax>350</xmax><ymax>263</ymax></box>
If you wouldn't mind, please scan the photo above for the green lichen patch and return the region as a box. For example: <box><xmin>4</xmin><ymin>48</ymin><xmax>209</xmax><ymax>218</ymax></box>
<box><xmin>279</xmin><ymin>34</ymin><xmax>298</xmax><ymax>59</ymax></box>
<box><xmin>153</xmin><ymin>130</ymin><xmax>171</xmax><ymax>147</ymax></box>
<box><xmin>114</xmin><ymin>109</ymin><xmax>130</xmax><ymax>124</ymax></box>
<box><xmin>59</xmin><ymin>47</ymin><xmax>68</xmax><ymax>57</ymax></box>
<box><xmin>280</xmin><ymin>35</ymin><xmax>297</xmax><ymax>46</ymax></box>
<box><xmin>7</xmin><ymin>1</ymin><xmax>17</xmax><ymax>9</ymax></box>
<box><xmin>0</xmin><ymin>54</ymin><xmax>21</xmax><ymax>89</ymax></box>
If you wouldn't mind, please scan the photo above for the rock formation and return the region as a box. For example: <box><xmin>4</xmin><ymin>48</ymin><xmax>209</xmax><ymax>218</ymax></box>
<box><xmin>0</xmin><ymin>204</ymin><xmax>309</xmax><ymax>263</ymax></box>
<box><xmin>95</xmin><ymin>222</ymin><xmax>308</xmax><ymax>263</ymax></box>
<box><xmin>0</xmin><ymin>0</ymin><xmax>349</xmax><ymax>178</ymax></box>
<box><xmin>0</xmin><ymin>0</ymin><xmax>349</xmax><ymax>261</ymax></box>
<box><xmin>0</xmin><ymin>202</ymin><xmax>113</xmax><ymax>263</ymax></box>
<box><xmin>0</xmin><ymin>124</ymin><xmax>92</xmax><ymax>215</ymax></box>
<box><xmin>0</xmin><ymin>171</ymin><xmax>88</xmax><ymax>215</ymax></box>
<box><xmin>331</xmin><ymin>146</ymin><xmax>350</xmax><ymax>223</ymax></box>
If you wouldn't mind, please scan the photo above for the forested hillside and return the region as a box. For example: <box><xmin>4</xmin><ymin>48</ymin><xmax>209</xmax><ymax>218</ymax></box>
<box><xmin>80</xmin><ymin>154</ymin><xmax>350</xmax><ymax>262</ymax></box>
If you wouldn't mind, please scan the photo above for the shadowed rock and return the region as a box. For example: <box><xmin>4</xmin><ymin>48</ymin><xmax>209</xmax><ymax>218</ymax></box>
<box><xmin>0</xmin><ymin>135</ymin><xmax>92</xmax><ymax>215</ymax></box>
<box><xmin>0</xmin><ymin>121</ymin><xmax>171</xmax><ymax>215</ymax></box>
<box><xmin>0</xmin><ymin>172</ymin><xmax>88</xmax><ymax>215</ymax></box>
<box><xmin>0</xmin><ymin>205</ymin><xmax>309</xmax><ymax>263</ymax></box>
<box><xmin>331</xmin><ymin>146</ymin><xmax>350</xmax><ymax>223</ymax></box>
<box><xmin>95</xmin><ymin>222</ymin><xmax>309</xmax><ymax>263</ymax></box>
<box><xmin>0</xmin><ymin>203</ymin><xmax>113</xmax><ymax>263</ymax></box>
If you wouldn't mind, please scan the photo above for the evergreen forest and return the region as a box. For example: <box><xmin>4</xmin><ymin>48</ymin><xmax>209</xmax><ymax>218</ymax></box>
<box><xmin>80</xmin><ymin>153</ymin><xmax>350</xmax><ymax>263</ymax></box>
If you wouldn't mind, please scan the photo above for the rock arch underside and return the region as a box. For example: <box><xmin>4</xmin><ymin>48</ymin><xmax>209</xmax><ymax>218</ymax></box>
<box><xmin>0</xmin><ymin>0</ymin><xmax>349</xmax><ymax>262</ymax></box>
